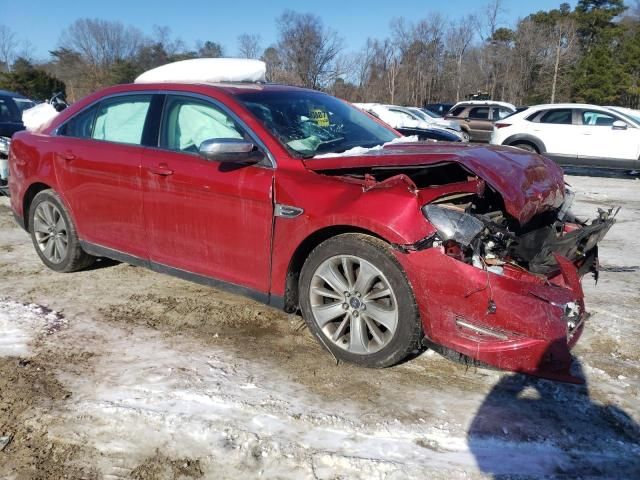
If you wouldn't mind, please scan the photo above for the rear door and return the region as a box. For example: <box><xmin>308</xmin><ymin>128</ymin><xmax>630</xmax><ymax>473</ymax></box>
<box><xmin>576</xmin><ymin>109</ymin><xmax>640</xmax><ymax>168</ymax></box>
<box><xmin>54</xmin><ymin>94</ymin><xmax>152</xmax><ymax>257</ymax></box>
<box><xmin>141</xmin><ymin>94</ymin><xmax>274</xmax><ymax>292</ymax></box>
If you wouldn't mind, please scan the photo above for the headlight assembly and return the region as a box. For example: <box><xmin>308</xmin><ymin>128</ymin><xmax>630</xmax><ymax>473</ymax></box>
<box><xmin>422</xmin><ymin>204</ymin><xmax>484</xmax><ymax>247</ymax></box>
<box><xmin>0</xmin><ymin>136</ymin><xmax>10</xmax><ymax>156</ymax></box>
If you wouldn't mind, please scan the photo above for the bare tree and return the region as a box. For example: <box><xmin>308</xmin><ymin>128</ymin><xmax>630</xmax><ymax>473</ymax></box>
<box><xmin>0</xmin><ymin>25</ymin><xmax>18</xmax><ymax>71</ymax></box>
<box><xmin>59</xmin><ymin>18</ymin><xmax>143</xmax><ymax>88</ymax></box>
<box><xmin>152</xmin><ymin>26</ymin><xmax>187</xmax><ymax>57</ymax></box>
<box><xmin>447</xmin><ymin>16</ymin><xmax>476</xmax><ymax>102</ymax></box>
<box><xmin>276</xmin><ymin>10</ymin><xmax>343</xmax><ymax>88</ymax></box>
<box><xmin>549</xmin><ymin>17</ymin><xmax>577</xmax><ymax>103</ymax></box>
<box><xmin>237</xmin><ymin>34</ymin><xmax>262</xmax><ymax>59</ymax></box>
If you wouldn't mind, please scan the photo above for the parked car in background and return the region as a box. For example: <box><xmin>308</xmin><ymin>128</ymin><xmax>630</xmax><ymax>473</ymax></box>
<box><xmin>445</xmin><ymin>100</ymin><xmax>516</xmax><ymax>143</ymax></box>
<box><xmin>424</xmin><ymin>103</ymin><xmax>454</xmax><ymax>117</ymax></box>
<box><xmin>0</xmin><ymin>90</ymin><xmax>35</xmax><ymax>193</ymax></box>
<box><xmin>354</xmin><ymin>103</ymin><xmax>465</xmax><ymax>142</ymax></box>
<box><xmin>405</xmin><ymin>107</ymin><xmax>470</xmax><ymax>141</ymax></box>
<box><xmin>491</xmin><ymin>103</ymin><xmax>640</xmax><ymax>170</ymax></box>
<box><xmin>7</xmin><ymin>58</ymin><xmax>615</xmax><ymax>381</ymax></box>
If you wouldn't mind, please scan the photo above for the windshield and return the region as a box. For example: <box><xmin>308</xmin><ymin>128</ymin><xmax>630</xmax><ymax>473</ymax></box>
<box><xmin>236</xmin><ymin>90</ymin><xmax>398</xmax><ymax>158</ymax></box>
<box><xmin>408</xmin><ymin>108</ymin><xmax>435</xmax><ymax>123</ymax></box>
<box><xmin>612</xmin><ymin>108</ymin><xmax>640</xmax><ymax>126</ymax></box>
<box><xmin>421</xmin><ymin>109</ymin><xmax>441</xmax><ymax>119</ymax></box>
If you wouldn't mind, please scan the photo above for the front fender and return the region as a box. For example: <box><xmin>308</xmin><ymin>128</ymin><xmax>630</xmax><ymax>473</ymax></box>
<box><xmin>270</xmin><ymin>168</ymin><xmax>435</xmax><ymax>296</ymax></box>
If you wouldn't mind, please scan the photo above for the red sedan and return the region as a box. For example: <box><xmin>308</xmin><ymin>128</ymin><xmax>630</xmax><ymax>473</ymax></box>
<box><xmin>7</xmin><ymin>81</ymin><xmax>614</xmax><ymax>382</ymax></box>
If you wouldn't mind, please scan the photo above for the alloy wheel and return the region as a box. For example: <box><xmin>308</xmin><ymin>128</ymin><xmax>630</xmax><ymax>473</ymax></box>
<box><xmin>309</xmin><ymin>255</ymin><xmax>398</xmax><ymax>354</ymax></box>
<box><xmin>33</xmin><ymin>201</ymin><xmax>68</xmax><ymax>264</ymax></box>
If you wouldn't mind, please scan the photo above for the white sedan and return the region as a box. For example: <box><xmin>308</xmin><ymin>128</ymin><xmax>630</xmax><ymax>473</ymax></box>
<box><xmin>490</xmin><ymin>103</ymin><xmax>640</xmax><ymax>170</ymax></box>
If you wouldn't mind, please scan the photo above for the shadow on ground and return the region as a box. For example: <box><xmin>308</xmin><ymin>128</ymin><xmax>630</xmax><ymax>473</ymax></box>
<box><xmin>467</xmin><ymin>348</ymin><xmax>640</xmax><ymax>478</ymax></box>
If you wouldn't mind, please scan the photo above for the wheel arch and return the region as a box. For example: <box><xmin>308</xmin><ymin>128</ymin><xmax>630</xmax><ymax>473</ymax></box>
<box><xmin>282</xmin><ymin>225</ymin><xmax>387</xmax><ymax>313</ymax></box>
<box><xmin>23</xmin><ymin>182</ymin><xmax>53</xmax><ymax>232</ymax></box>
<box><xmin>502</xmin><ymin>133</ymin><xmax>546</xmax><ymax>153</ymax></box>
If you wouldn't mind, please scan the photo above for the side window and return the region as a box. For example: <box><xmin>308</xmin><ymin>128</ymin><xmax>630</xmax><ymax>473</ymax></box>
<box><xmin>92</xmin><ymin>95</ymin><xmax>152</xmax><ymax>145</ymax></box>
<box><xmin>449</xmin><ymin>106</ymin><xmax>466</xmax><ymax>117</ymax></box>
<box><xmin>539</xmin><ymin>109</ymin><xmax>573</xmax><ymax>125</ymax></box>
<box><xmin>160</xmin><ymin>96</ymin><xmax>244</xmax><ymax>153</ymax></box>
<box><xmin>581</xmin><ymin>110</ymin><xmax>617</xmax><ymax>127</ymax></box>
<box><xmin>59</xmin><ymin>104</ymin><xmax>99</xmax><ymax>138</ymax></box>
<box><xmin>468</xmin><ymin>107</ymin><xmax>490</xmax><ymax>120</ymax></box>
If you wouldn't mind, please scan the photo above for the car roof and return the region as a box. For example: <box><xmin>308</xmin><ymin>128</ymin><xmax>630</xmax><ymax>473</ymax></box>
<box><xmin>527</xmin><ymin>103</ymin><xmax>612</xmax><ymax>110</ymax></box>
<box><xmin>452</xmin><ymin>100</ymin><xmax>516</xmax><ymax>110</ymax></box>
<box><xmin>0</xmin><ymin>89</ymin><xmax>28</xmax><ymax>98</ymax></box>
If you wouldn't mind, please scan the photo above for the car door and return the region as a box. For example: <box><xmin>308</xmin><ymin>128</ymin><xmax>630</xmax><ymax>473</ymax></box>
<box><xmin>576</xmin><ymin>109</ymin><xmax>640</xmax><ymax>168</ymax></box>
<box><xmin>141</xmin><ymin>94</ymin><xmax>274</xmax><ymax>292</ymax></box>
<box><xmin>526</xmin><ymin>108</ymin><xmax>581</xmax><ymax>162</ymax></box>
<box><xmin>466</xmin><ymin>106</ymin><xmax>493</xmax><ymax>142</ymax></box>
<box><xmin>54</xmin><ymin>94</ymin><xmax>152</xmax><ymax>258</ymax></box>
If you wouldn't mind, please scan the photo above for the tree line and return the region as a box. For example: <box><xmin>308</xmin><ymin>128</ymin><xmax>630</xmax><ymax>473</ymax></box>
<box><xmin>1</xmin><ymin>0</ymin><xmax>639</xmax><ymax>108</ymax></box>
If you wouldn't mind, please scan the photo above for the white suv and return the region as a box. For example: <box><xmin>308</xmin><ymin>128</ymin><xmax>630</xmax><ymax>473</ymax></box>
<box><xmin>491</xmin><ymin>103</ymin><xmax>640</xmax><ymax>170</ymax></box>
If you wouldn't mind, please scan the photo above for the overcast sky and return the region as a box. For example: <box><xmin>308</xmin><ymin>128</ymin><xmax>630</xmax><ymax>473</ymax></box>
<box><xmin>3</xmin><ymin>0</ymin><xmax>577</xmax><ymax>60</ymax></box>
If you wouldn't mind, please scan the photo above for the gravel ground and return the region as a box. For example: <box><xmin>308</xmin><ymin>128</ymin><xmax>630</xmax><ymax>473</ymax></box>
<box><xmin>0</xmin><ymin>174</ymin><xmax>639</xmax><ymax>480</ymax></box>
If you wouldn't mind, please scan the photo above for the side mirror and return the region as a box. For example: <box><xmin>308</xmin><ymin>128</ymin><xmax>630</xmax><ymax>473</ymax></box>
<box><xmin>198</xmin><ymin>138</ymin><xmax>261</xmax><ymax>164</ymax></box>
<box><xmin>612</xmin><ymin>120</ymin><xmax>628</xmax><ymax>130</ymax></box>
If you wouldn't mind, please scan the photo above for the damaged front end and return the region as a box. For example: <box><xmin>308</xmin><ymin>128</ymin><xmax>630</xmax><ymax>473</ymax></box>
<box><xmin>415</xmin><ymin>181</ymin><xmax>616</xmax><ymax>383</ymax></box>
<box><xmin>307</xmin><ymin>147</ymin><xmax>617</xmax><ymax>382</ymax></box>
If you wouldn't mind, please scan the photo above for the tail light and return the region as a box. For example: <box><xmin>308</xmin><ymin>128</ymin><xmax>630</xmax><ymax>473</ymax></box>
<box><xmin>494</xmin><ymin>123</ymin><xmax>511</xmax><ymax>129</ymax></box>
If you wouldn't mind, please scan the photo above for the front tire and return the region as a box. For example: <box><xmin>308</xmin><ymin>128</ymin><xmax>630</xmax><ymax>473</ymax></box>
<box><xmin>299</xmin><ymin>233</ymin><xmax>423</xmax><ymax>368</ymax></box>
<box><xmin>511</xmin><ymin>142</ymin><xmax>538</xmax><ymax>153</ymax></box>
<box><xmin>29</xmin><ymin>190</ymin><xmax>95</xmax><ymax>272</ymax></box>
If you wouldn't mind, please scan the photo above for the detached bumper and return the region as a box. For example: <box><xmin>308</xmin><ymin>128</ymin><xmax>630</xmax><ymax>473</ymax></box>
<box><xmin>396</xmin><ymin>248</ymin><xmax>592</xmax><ymax>383</ymax></box>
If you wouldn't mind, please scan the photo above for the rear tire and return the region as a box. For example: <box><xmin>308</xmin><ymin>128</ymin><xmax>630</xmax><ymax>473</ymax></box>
<box><xmin>29</xmin><ymin>190</ymin><xmax>95</xmax><ymax>272</ymax></box>
<box><xmin>299</xmin><ymin>233</ymin><xmax>423</xmax><ymax>368</ymax></box>
<box><xmin>511</xmin><ymin>142</ymin><xmax>538</xmax><ymax>153</ymax></box>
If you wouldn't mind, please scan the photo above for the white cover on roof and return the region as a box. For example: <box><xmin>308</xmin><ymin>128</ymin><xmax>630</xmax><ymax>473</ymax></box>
<box><xmin>134</xmin><ymin>58</ymin><xmax>266</xmax><ymax>84</ymax></box>
<box><xmin>22</xmin><ymin>103</ymin><xmax>59</xmax><ymax>132</ymax></box>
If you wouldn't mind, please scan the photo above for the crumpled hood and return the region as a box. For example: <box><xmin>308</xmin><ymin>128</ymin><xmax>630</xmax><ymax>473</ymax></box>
<box><xmin>304</xmin><ymin>143</ymin><xmax>565</xmax><ymax>225</ymax></box>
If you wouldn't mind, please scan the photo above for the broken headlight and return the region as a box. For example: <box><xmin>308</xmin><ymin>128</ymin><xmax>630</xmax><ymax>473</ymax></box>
<box><xmin>423</xmin><ymin>204</ymin><xmax>484</xmax><ymax>247</ymax></box>
<box><xmin>0</xmin><ymin>136</ymin><xmax>9</xmax><ymax>156</ymax></box>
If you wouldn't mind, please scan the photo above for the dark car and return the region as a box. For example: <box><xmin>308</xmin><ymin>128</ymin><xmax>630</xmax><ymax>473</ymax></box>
<box><xmin>394</xmin><ymin>126</ymin><xmax>461</xmax><ymax>142</ymax></box>
<box><xmin>1</xmin><ymin>90</ymin><xmax>35</xmax><ymax>191</ymax></box>
<box><xmin>8</xmin><ymin>62</ymin><xmax>615</xmax><ymax>381</ymax></box>
<box><xmin>0</xmin><ymin>89</ymin><xmax>34</xmax><ymax>137</ymax></box>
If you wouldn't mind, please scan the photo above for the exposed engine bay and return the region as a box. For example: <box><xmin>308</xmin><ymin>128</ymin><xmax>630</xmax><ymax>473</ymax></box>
<box><xmin>320</xmin><ymin>161</ymin><xmax>617</xmax><ymax>277</ymax></box>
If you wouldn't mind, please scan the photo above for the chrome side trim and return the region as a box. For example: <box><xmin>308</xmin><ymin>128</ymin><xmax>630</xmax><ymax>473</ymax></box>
<box><xmin>455</xmin><ymin>318</ymin><xmax>509</xmax><ymax>340</ymax></box>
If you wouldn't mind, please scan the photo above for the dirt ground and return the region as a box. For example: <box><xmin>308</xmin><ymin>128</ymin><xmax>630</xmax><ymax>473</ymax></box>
<box><xmin>1</xmin><ymin>174</ymin><xmax>639</xmax><ymax>479</ymax></box>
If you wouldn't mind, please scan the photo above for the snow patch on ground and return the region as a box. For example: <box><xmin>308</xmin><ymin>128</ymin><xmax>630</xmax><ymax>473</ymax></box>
<box><xmin>51</xmin><ymin>320</ymin><xmax>485</xmax><ymax>478</ymax></box>
<box><xmin>0</xmin><ymin>300</ymin><xmax>65</xmax><ymax>357</ymax></box>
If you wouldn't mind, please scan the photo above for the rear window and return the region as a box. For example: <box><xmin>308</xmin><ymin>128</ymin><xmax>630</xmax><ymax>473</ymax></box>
<box><xmin>538</xmin><ymin>109</ymin><xmax>573</xmax><ymax>125</ymax></box>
